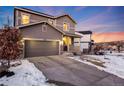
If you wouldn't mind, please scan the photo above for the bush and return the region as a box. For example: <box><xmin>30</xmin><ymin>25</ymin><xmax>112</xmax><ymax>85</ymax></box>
<box><xmin>0</xmin><ymin>27</ymin><xmax>22</xmax><ymax>68</ymax></box>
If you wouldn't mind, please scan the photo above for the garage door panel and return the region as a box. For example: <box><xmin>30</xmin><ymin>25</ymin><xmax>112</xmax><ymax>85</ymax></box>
<box><xmin>25</xmin><ymin>40</ymin><xmax>59</xmax><ymax>57</ymax></box>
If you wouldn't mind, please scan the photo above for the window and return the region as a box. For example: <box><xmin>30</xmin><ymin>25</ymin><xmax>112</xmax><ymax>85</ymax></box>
<box><xmin>42</xmin><ymin>25</ymin><xmax>47</xmax><ymax>32</ymax></box>
<box><xmin>63</xmin><ymin>23</ymin><xmax>69</xmax><ymax>31</ymax></box>
<box><xmin>21</xmin><ymin>13</ymin><xmax>30</xmax><ymax>25</ymax></box>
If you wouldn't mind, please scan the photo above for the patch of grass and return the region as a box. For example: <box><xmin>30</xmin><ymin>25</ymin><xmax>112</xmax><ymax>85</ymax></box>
<box><xmin>80</xmin><ymin>56</ymin><xmax>106</xmax><ymax>68</ymax></box>
<box><xmin>87</xmin><ymin>60</ymin><xmax>105</xmax><ymax>68</ymax></box>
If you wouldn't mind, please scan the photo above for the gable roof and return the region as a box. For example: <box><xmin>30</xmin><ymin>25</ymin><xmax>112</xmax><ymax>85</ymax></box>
<box><xmin>14</xmin><ymin>7</ymin><xmax>77</xmax><ymax>24</ymax></box>
<box><xmin>18</xmin><ymin>21</ymin><xmax>65</xmax><ymax>34</ymax></box>
<box><xmin>55</xmin><ymin>14</ymin><xmax>77</xmax><ymax>24</ymax></box>
<box><xmin>64</xmin><ymin>31</ymin><xmax>81</xmax><ymax>37</ymax></box>
<box><xmin>75</xmin><ymin>32</ymin><xmax>84</xmax><ymax>37</ymax></box>
<box><xmin>18</xmin><ymin>21</ymin><xmax>81</xmax><ymax>38</ymax></box>
<box><xmin>14</xmin><ymin>7</ymin><xmax>54</xmax><ymax>18</ymax></box>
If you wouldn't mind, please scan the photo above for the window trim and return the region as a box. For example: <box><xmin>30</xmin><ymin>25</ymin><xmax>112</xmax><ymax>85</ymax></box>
<box><xmin>42</xmin><ymin>24</ymin><xmax>47</xmax><ymax>32</ymax></box>
<box><xmin>21</xmin><ymin>12</ymin><xmax>30</xmax><ymax>25</ymax></box>
<box><xmin>63</xmin><ymin>22</ymin><xmax>70</xmax><ymax>31</ymax></box>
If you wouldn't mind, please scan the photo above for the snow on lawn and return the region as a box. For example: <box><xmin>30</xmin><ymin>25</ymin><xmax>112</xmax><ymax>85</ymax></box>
<box><xmin>69</xmin><ymin>53</ymin><xmax>124</xmax><ymax>79</ymax></box>
<box><xmin>0</xmin><ymin>60</ymin><xmax>53</xmax><ymax>86</ymax></box>
<box><xmin>106</xmin><ymin>51</ymin><xmax>124</xmax><ymax>56</ymax></box>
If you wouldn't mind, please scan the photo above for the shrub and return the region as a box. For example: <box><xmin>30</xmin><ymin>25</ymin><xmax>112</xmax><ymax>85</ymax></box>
<box><xmin>0</xmin><ymin>27</ymin><xmax>22</xmax><ymax>68</ymax></box>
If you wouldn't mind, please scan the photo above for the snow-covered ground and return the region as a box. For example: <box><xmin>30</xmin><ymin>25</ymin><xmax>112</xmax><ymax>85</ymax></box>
<box><xmin>0</xmin><ymin>60</ymin><xmax>54</xmax><ymax>86</ymax></box>
<box><xmin>69</xmin><ymin>52</ymin><xmax>124</xmax><ymax>79</ymax></box>
<box><xmin>105</xmin><ymin>51</ymin><xmax>124</xmax><ymax>56</ymax></box>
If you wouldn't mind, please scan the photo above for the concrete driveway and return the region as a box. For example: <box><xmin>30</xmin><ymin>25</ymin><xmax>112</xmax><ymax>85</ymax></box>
<box><xmin>28</xmin><ymin>56</ymin><xmax>124</xmax><ymax>86</ymax></box>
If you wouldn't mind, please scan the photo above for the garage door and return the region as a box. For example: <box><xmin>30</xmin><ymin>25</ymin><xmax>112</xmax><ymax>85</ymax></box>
<box><xmin>24</xmin><ymin>40</ymin><xmax>59</xmax><ymax>58</ymax></box>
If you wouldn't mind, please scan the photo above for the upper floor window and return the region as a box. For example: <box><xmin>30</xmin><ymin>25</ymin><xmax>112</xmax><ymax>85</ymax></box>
<box><xmin>21</xmin><ymin>13</ymin><xmax>30</xmax><ymax>25</ymax></box>
<box><xmin>42</xmin><ymin>24</ymin><xmax>47</xmax><ymax>32</ymax></box>
<box><xmin>63</xmin><ymin>22</ymin><xmax>69</xmax><ymax>31</ymax></box>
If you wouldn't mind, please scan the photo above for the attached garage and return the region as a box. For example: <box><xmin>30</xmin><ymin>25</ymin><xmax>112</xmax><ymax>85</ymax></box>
<box><xmin>24</xmin><ymin>40</ymin><xmax>60</xmax><ymax>58</ymax></box>
<box><xmin>19</xmin><ymin>22</ymin><xmax>64</xmax><ymax>58</ymax></box>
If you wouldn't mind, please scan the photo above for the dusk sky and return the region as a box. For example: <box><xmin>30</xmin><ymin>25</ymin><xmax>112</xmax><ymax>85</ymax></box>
<box><xmin>0</xmin><ymin>6</ymin><xmax>124</xmax><ymax>42</ymax></box>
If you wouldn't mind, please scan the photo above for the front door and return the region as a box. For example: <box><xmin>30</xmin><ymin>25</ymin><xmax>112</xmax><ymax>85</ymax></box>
<box><xmin>63</xmin><ymin>36</ymin><xmax>72</xmax><ymax>51</ymax></box>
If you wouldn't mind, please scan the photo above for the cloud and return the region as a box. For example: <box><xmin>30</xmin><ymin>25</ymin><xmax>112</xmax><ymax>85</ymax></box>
<box><xmin>92</xmin><ymin>32</ymin><xmax>124</xmax><ymax>42</ymax></box>
<box><xmin>76</xmin><ymin>23</ymin><xmax>124</xmax><ymax>33</ymax></box>
<box><xmin>76</xmin><ymin>7</ymin><xmax>113</xmax><ymax>26</ymax></box>
<box><xmin>76</xmin><ymin>7</ymin><xmax>124</xmax><ymax>33</ymax></box>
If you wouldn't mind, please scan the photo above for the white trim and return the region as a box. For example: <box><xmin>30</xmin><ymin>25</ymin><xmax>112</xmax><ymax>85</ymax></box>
<box><xmin>18</xmin><ymin>21</ymin><xmax>65</xmax><ymax>34</ymax></box>
<box><xmin>18</xmin><ymin>21</ymin><xmax>46</xmax><ymax>28</ymax></box>
<box><xmin>42</xmin><ymin>24</ymin><xmax>47</xmax><ymax>32</ymax></box>
<box><xmin>23</xmin><ymin>38</ymin><xmax>61</xmax><ymax>41</ymax></box>
<box><xmin>16</xmin><ymin>10</ymin><xmax>19</xmax><ymax>26</ymax></box>
<box><xmin>59</xmin><ymin>41</ymin><xmax>61</xmax><ymax>55</ymax></box>
<box><xmin>15</xmin><ymin>7</ymin><xmax>54</xmax><ymax>18</ymax></box>
<box><xmin>23</xmin><ymin>40</ymin><xmax>25</xmax><ymax>58</ymax></box>
<box><xmin>61</xmin><ymin>34</ymin><xmax>64</xmax><ymax>52</ymax></box>
<box><xmin>20</xmin><ymin>39</ymin><xmax>25</xmax><ymax>58</ymax></box>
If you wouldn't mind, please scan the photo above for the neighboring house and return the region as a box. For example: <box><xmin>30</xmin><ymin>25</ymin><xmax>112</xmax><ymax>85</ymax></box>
<box><xmin>14</xmin><ymin>7</ymin><xmax>81</xmax><ymax>58</ymax></box>
<box><xmin>74</xmin><ymin>31</ymin><xmax>92</xmax><ymax>53</ymax></box>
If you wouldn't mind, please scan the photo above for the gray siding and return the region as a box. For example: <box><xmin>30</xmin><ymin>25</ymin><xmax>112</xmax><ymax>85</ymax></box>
<box><xmin>15</xmin><ymin>9</ymin><xmax>54</xmax><ymax>26</ymax></box>
<box><xmin>56</xmin><ymin>16</ymin><xmax>75</xmax><ymax>33</ymax></box>
<box><xmin>20</xmin><ymin>23</ymin><xmax>63</xmax><ymax>41</ymax></box>
<box><xmin>14</xmin><ymin>9</ymin><xmax>76</xmax><ymax>34</ymax></box>
<box><xmin>14</xmin><ymin>9</ymin><xmax>76</xmax><ymax>33</ymax></box>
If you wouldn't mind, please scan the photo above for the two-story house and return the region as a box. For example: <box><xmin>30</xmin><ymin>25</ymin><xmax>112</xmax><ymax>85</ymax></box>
<box><xmin>14</xmin><ymin>7</ymin><xmax>81</xmax><ymax>58</ymax></box>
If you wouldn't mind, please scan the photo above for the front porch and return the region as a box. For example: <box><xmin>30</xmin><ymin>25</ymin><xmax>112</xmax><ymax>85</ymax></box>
<box><xmin>62</xmin><ymin>35</ymin><xmax>81</xmax><ymax>54</ymax></box>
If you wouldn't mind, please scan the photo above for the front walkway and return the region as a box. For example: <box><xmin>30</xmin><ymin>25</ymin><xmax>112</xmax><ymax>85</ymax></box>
<box><xmin>28</xmin><ymin>56</ymin><xmax>124</xmax><ymax>86</ymax></box>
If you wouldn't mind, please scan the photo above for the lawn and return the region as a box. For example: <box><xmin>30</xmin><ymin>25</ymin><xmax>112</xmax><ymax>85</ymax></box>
<box><xmin>0</xmin><ymin>60</ymin><xmax>54</xmax><ymax>86</ymax></box>
<box><xmin>69</xmin><ymin>51</ymin><xmax>124</xmax><ymax>79</ymax></box>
